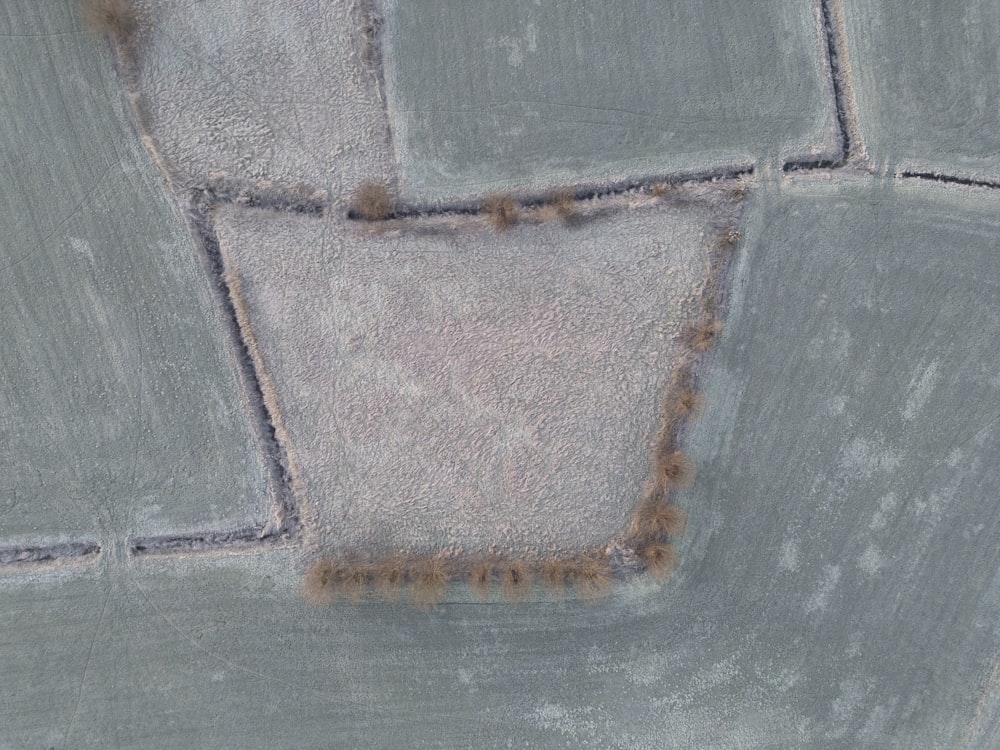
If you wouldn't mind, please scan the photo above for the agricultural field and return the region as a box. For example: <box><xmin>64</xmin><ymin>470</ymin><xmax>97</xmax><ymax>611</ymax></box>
<box><xmin>1</xmin><ymin>0</ymin><xmax>999</xmax><ymax>748</ymax></box>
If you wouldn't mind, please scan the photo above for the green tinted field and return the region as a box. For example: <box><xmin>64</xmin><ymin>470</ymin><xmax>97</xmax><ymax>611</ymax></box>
<box><xmin>384</xmin><ymin>0</ymin><xmax>838</xmax><ymax>200</ymax></box>
<box><xmin>0</xmin><ymin>1</ymin><xmax>269</xmax><ymax>546</ymax></box>
<box><xmin>844</xmin><ymin>0</ymin><xmax>1000</xmax><ymax>180</ymax></box>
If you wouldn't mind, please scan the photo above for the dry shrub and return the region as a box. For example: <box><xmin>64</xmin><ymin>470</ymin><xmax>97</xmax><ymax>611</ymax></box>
<box><xmin>651</xmin><ymin>182</ymin><xmax>671</xmax><ymax>197</ymax></box>
<box><xmin>409</xmin><ymin>556</ymin><xmax>450</xmax><ymax>610</ymax></box>
<box><xmin>499</xmin><ymin>560</ymin><xmax>533</xmax><ymax>603</ymax></box>
<box><xmin>541</xmin><ymin>559</ymin><xmax>570</xmax><ymax>593</ymax></box>
<box><xmin>373</xmin><ymin>555</ymin><xmax>407</xmax><ymax>603</ymax></box>
<box><xmin>341</xmin><ymin>562</ymin><xmax>370</xmax><ymax>603</ymax></box>
<box><xmin>484</xmin><ymin>193</ymin><xmax>519</xmax><ymax>231</ymax></box>
<box><xmin>352</xmin><ymin>181</ymin><xmax>394</xmax><ymax>221</ymax></box>
<box><xmin>683</xmin><ymin>318</ymin><xmax>724</xmax><ymax>352</ymax></box>
<box><xmin>631</xmin><ymin>500</ymin><xmax>687</xmax><ymax>540</ymax></box>
<box><xmin>676</xmin><ymin>389</ymin><xmax>706</xmax><ymax>420</ymax></box>
<box><xmin>572</xmin><ymin>554</ymin><xmax>613</xmax><ymax>605</ymax></box>
<box><xmin>80</xmin><ymin>0</ymin><xmax>137</xmax><ymax>43</ymax></box>
<box><xmin>656</xmin><ymin>450</ymin><xmax>695</xmax><ymax>490</ymax></box>
<box><xmin>302</xmin><ymin>559</ymin><xmax>339</xmax><ymax>606</ymax></box>
<box><xmin>542</xmin><ymin>188</ymin><xmax>576</xmax><ymax>225</ymax></box>
<box><xmin>468</xmin><ymin>558</ymin><xmax>495</xmax><ymax>600</ymax></box>
<box><xmin>639</xmin><ymin>542</ymin><xmax>678</xmax><ymax>580</ymax></box>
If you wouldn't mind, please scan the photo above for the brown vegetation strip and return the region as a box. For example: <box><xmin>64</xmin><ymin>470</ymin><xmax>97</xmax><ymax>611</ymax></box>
<box><xmin>306</xmin><ymin>182</ymin><xmax>747</xmax><ymax>607</ymax></box>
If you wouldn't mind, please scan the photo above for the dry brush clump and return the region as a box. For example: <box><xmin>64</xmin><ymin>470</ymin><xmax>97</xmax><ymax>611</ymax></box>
<box><xmin>408</xmin><ymin>556</ymin><xmax>451</xmax><ymax>610</ymax></box>
<box><xmin>540</xmin><ymin>188</ymin><xmax>577</xmax><ymax>225</ymax></box>
<box><xmin>302</xmin><ymin>559</ymin><xmax>340</xmax><ymax>606</ymax></box>
<box><xmin>351</xmin><ymin>181</ymin><xmax>394</xmax><ymax>221</ymax></box>
<box><xmin>373</xmin><ymin>554</ymin><xmax>407</xmax><ymax>603</ymax></box>
<box><xmin>499</xmin><ymin>560</ymin><xmax>533</xmax><ymax>603</ymax></box>
<box><xmin>571</xmin><ymin>554</ymin><xmax>614</xmax><ymax>605</ymax></box>
<box><xmin>638</xmin><ymin>542</ymin><xmax>678</xmax><ymax>580</ymax></box>
<box><xmin>682</xmin><ymin>318</ymin><xmax>724</xmax><ymax>353</ymax></box>
<box><xmin>655</xmin><ymin>450</ymin><xmax>695</xmax><ymax>490</ymax></box>
<box><xmin>80</xmin><ymin>0</ymin><xmax>137</xmax><ymax>43</ymax></box>
<box><xmin>630</xmin><ymin>499</ymin><xmax>688</xmax><ymax>541</ymax></box>
<box><xmin>483</xmin><ymin>193</ymin><xmax>519</xmax><ymax>231</ymax></box>
<box><xmin>341</xmin><ymin>561</ymin><xmax>371</xmax><ymax>603</ymax></box>
<box><xmin>468</xmin><ymin>557</ymin><xmax>496</xmax><ymax>600</ymax></box>
<box><xmin>541</xmin><ymin>558</ymin><xmax>571</xmax><ymax>593</ymax></box>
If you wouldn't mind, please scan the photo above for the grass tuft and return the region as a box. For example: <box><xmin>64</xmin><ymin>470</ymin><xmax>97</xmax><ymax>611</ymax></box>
<box><xmin>352</xmin><ymin>181</ymin><xmax>394</xmax><ymax>221</ymax></box>
<box><xmin>541</xmin><ymin>559</ymin><xmax>570</xmax><ymax>593</ymax></box>
<box><xmin>542</xmin><ymin>188</ymin><xmax>576</xmax><ymax>225</ymax></box>
<box><xmin>408</xmin><ymin>556</ymin><xmax>450</xmax><ymax>610</ymax></box>
<box><xmin>676</xmin><ymin>389</ymin><xmax>706</xmax><ymax>420</ymax></box>
<box><xmin>483</xmin><ymin>193</ymin><xmax>519</xmax><ymax>231</ymax></box>
<box><xmin>302</xmin><ymin>559</ymin><xmax>339</xmax><ymax>606</ymax></box>
<box><xmin>468</xmin><ymin>558</ymin><xmax>495</xmax><ymax>600</ymax></box>
<box><xmin>639</xmin><ymin>542</ymin><xmax>678</xmax><ymax>580</ymax></box>
<box><xmin>373</xmin><ymin>554</ymin><xmax>407</xmax><ymax>603</ymax></box>
<box><xmin>499</xmin><ymin>560</ymin><xmax>533</xmax><ymax>603</ymax></box>
<box><xmin>80</xmin><ymin>0</ymin><xmax>137</xmax><ymax>43</ymax></box>
<box><xmin>571</xmin><ymin>554</ymin><xmax>613</xmax><ymax>605</ymax></box>
<box><xmin>631</xmin><ymin>500</ymin><xmax>687</xmax><ymax>541</ymax></box>
<box><xmin>683</xmin><ymin>318</ymin><xmax>724</xmax><ymax>352</ymax></box>
<box><xmin>656</xmin><ymin>450</ymin><xmax>695</xmax><ymax>490</ymax></box>
<box><xmin>341</xmin><ymin>562</ymin><xmax>370</xmax><ymax>603</ymax></box>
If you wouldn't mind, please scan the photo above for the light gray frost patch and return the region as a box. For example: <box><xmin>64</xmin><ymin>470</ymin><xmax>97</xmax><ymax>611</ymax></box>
<box><xmin>215</xmin><ymin>199</ymin><xmax>723</xmax><ymax>555</ymax></box>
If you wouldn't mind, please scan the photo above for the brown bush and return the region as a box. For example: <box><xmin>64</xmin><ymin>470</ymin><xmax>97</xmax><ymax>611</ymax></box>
<box><xmin>499</xmin><ymin>560</ymin><xmax>533</xmax><ymax>603</ymax></box>
<box><xmin>656</xmin><ymin>450</ymin><xmax>695</xmax><ymax>490</ymax></box>
<box><xmin>468</xmin><ymin>558</ymin><xmax>495</xmax><ymax>600</ymax></box>
<box><xmin>541</xmin><ymin>559</ymin><xmax>570</xmax><ymax>593</ymax></box>
<box><xmin>341</xmin><ymin>562</ymin><xmax>370</xmax><ymax>603</ymax></box>
<box><xmin>572</xmin><ymin>554</ymin><xmax>613</xmax><ymax>605</ymax></box>
<box><xmin>302</xmin><ymin>559</ymin><xmax>340</xmax><ymax>606</ymax></box>
<box><xmin>373</xmin><ymin>555</ymin><xmax>407</xmax><ymax>603</ymax></box>
<box><xmin>683</xmin><ymin>318</ymin><xmax>724</xmax><ymax>352</ymax></box>
<box><xmin>651</xmin><ymin>182</ymin><xmax>671</xmax><ymax>197</ymax></box>
<box><xmin>352</xmin><ymin>181</ymin><xmax>394</xmax><ymax>221</ymax></box>
<box><xmin>676</xmin><ymin>389</ymin><xmax>706</xmax><ymax>420</ymax></box>
<box><xmin>80</xmin><ymin>0</ymin><xmax>137</xmax><ymax>43</ymax></box>
<box><xmin>542</xmin><ymin>188</ymin><xmax>576</xmax><ymax>225</ymax></box>
<box><xmin>408</xmin><ymin>556</ymin><xmax>450</xmax><ymax>610</ymax></box>
<box><xmin>484</xmin><ymin>193</ymin><xmax>519</xmax><ymax>231</ymax></box>
<box><xmin>639</xmin><ymin>542</ymin><xmax>678</xmax><ymax>580</ymax></box>
<box><xmin>630</xmin><ymin>500</ymin><xmax>687</xmax><ymax>541</ymax></box>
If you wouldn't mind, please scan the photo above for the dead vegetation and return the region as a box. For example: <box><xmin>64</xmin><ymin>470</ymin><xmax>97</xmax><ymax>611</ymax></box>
<box><xmin>80</xmin><ymin>0</ymin><xmax>137</xmax><ymax>43</ymax></box>
<box><xmin>373</xmin><ymin>554</ymin><xmax>407</xmax><ymax>603</ymax></box>
<box><xmin>483</xmin><ymin>193</ymin><xmax>519</xmax><ymax>231</ymax></box>
<box><xmin>302</xmin><ymin>559</ymin><xmax>340</xmax><ymax>606</ymax></box>
<box><xmin>541</xmin><ymin>559</ymin><xmax>571</xmax><ymax>593</ymax></box>
<box><xmin>469</xmin><ymin>558</ymin><xmax>495</xmax><ymax>600</ymax></box>
<box><xmin>682</xmin><ymin>318</ymin><xmax>724</xmax><ymax>352</ymax></box>
<box><xmin>499</xmin><ymin>560</ymin><xmax>533</xmax><ymax>603</ymax></box>
<box><xmin>656</xmin><ymin>450</ymin><xmax>695</xmax><ymax>490</ymax></box>
<box><xmin>572</xmin><ymin>554</ymin><xmax>613</xmax><ymax>605</ymax></box>
<box><xmin>638</xmin><ymin>542</ymin><xmax>678</xmax><ymax>580</ymax></box>
<box><xmin>630</xmin><ymin>500</ymin><xmax>688</xmax><ymax>541</ymax></box>
<box><xmin>408</xmin><ymin>556</ymin><xmax>451</xmax><ymax>610</ymax></box>
<box><xmin>540</xmin><ymin>188</ymin><xmax>576</xmax><ymax>225</ymax></box>
<box><xmin>351</xmin><ymin>181</ymin><xmax>394</xmax><ymax>221</ymax></box>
